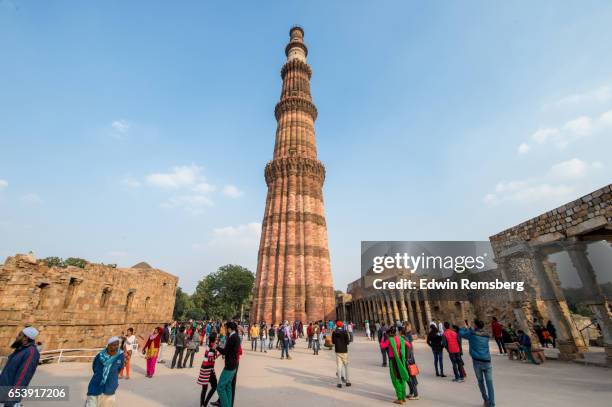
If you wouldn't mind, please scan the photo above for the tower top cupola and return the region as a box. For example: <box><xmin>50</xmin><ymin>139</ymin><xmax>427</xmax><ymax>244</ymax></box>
<box><xmin>286</xmin><ymin>26</ymin><xmax>308</xmax><ymax>62</ymax></box>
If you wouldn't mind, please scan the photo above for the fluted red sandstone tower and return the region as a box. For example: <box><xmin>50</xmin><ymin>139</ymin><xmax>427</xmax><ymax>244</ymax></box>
<box><xmin>251</xmin><ymin>27</ymin><xmax>336</xmax><ymax>324</ymax></box>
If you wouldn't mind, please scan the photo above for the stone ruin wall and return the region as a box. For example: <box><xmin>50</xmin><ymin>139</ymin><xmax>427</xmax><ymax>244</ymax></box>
<box><xmin>489</xmin><ymin>184</ymin><xmax>611</xmax><ymax>254</ymax></box>
<box><xmin>480</xmin><ymin>184</ymin><xmax>611</xmax><ymax>336</ymax></box>
<box><xmin>0</xmin><ymin>254</ymin><xmax>178</xmax><ymax>357</ymax></box>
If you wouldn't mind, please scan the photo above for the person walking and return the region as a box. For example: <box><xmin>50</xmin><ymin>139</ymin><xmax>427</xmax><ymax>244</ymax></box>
<box><xmin>491</xmin><ymin>317</ymin><xmax>506</xmax><ymax>355</ymax></box>
<box><xmin>198</xmin><ymin>337</ymin><xmax>219</xmax><ymax>407</ymax></box>
<box><xmin>119</xmin><ymin>327</ymin><xmax>136</xmax><ymax>380</ymax></box>
<box><xmin>142</xmin><ymin>327</ymin><xmax>162</xmax><ymax>377</ymax></box>
<box><xmin>312</xmin><ymin>323</ymin><xmax>321</xmax><ymax>355</ymax></box>
<box><xmin>517</xmin><ymin>329</ymin><xmax>538</xmax><ymax>364</ymax></box>
<box><xmin>184</xmin><ymin>329</ymin><xmax>200</xmax><ymax>368</ymax></box>
<box><xmin>443</xmin><ymin>322</ymin><xmax>463</xmax><ymax>382</ymax></box>
<box><xmin>365</xmin><ymin>320</ymin><xmax>372</xmax><ymax>341</ymax></box>
<box><xmin>332</xmin><ymin>321</ymin><xmax>351</xmax><ymax>388</ymax></box>
<box><xmin>171</xmin><ymin>325</ymin><xmax>186</xmax><ymax>369</ymax></box>
<box><xmin>453</xmin><ymin>324</ymin><xmax>467</xmax><ymax>379</ymax></box>
<box><xmin>380</xmin><ymin>326</ymin><xmax>409</xmax><ymax>404</ymax></box>
<box><xmin>427</xmin><ymin>324</ymin><xmax>445</xmax><ymax>377</ymax></box>
<box><xmin>216</xmin><ymin>322</ymin><xmax>240</xmax><ymax>407</ymax></box>
<box><xmin>158</xmin><ymin>323</ymin><xmax>170</xmax><ymax>364</ymax></box>
<box><xmin>249</xmin><ymin>323</ymin><xmax>259</xmax><ymax>351</ymax></box>
<box><xmin>401</xmin><ymin>327</ymin><xmax>419</xmax><ymax>400</ymax></box>
<box><xmin>259</xmin><ymin>323</ymin><xmax>268</xmax><ymax>353</ymax></box>
<box><xmin>280</xmin><ymin>321</ymin><xmax>291</xmax><ymax>360</ymax></box>
<box><xmin>347</xmin><ymin>321</ymin><xmax>354</xmax><ymax>343</ymax></box>
<box><xmin>268</xmin><ymin>325</ymin><xmax>275</xmax><ymax>350</ymax></box>
<box><xmin>460</xmin><ymin>320</ymin><xmax>495</xmax><ymax>407</ymax></box>
<box><xmin>378</xmin><ymin>322</ymin><xmax>388</xmax><ymax>367</ymax></box>
<box><xmin>307</xmin><ymin>322</ymin><xmax>314</xmax><ymax>349</ymax></box>
<box><xmin>0</xmin><ymin>327</ymin><xmax>40</xmax><ymax>407</ymax></box>
<box><xmin>85</xmin><ymin>336</ymin><xmax>124</xmax><ymax>407</ymax></box>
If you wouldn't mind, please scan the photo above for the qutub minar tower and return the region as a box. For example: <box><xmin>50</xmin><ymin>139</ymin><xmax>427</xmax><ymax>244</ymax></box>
<box><xmin>250</xmin><ymin>27</ymin><xmax>336</xmax><ymax>324</ymax></box>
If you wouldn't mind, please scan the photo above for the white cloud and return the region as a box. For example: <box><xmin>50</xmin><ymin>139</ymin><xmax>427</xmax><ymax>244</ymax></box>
<box><xmin>111</xmin><ymin>119</ymin><xmax>130</xmax><ymax>134</ymax></box>
<box><xmin>517</xmin><ymin>143</ymin><xmax>530</xmax><ymax>155</ymax></box>
<box><xmin>564</xmin><ymin>116</ymin><xmax>593</xmax><ymax>137</ymax></box>
<box><xmin>121</xmin><ymin>177</ymin><xmax>141</xmax><ymax>188</ymax></box>
<box><xmin>544</xmin><ymin>85</ymin><xmax>612</xmax><ymax>110</ymax></box>
<box><xmin>532</xmin><ymin>128</ymin><xmax>559</xmax><ymax>144</ymax></box>
<box><xmin>208</xmin><ymin>222</ymin><xmax>261</xmax><ymax>248</ymax></box>
<box><xmin>529</xmin><ymin>112</ymin><xmax>608</xmax><ymax>150</ymax></box>
<box><xmin>548</xmin><ymin>158</ymin><xmax>595</xmax><ymax>180</ymax></box>
<box><xmin>600</xmin><ymin>109</ymin><xmax>612</xmax><ymax>126</ymax></box>
<box><xmin>160</xmin><ymin>194</ymin><xmax>214</xmax><ymax>214</ymax></box>
<box><xmin>222</xmin><ymin>185</ymin><xmax>244</xmax><ymax>198</ymax></box>
<box><xmin>193</xmin><ymin>182</ymin><xmax>216</xmax><ymax>193</ymax></box>
<box><xmin>146</xmin><ymin>165</ymin><xmax>202</xmax><ymax>189</ymax></box>
<box><xmin>483</xmin><ymin>158</ymin><xmax>603</xmax><ymax>206</ymax></box>
<box><xmin>0</xmin><ymin>179</ymin><xmax>7</xmax><ymax>189</ymax></box>
<box><xmin>20</xmin><ymin>193</ymin><xmax>43</xmax><ymax>205</ymax></box>
<box><xmin>484</xmin><ymin>181</ymin><xmax>573</xmax><ymax>206</ymax></box>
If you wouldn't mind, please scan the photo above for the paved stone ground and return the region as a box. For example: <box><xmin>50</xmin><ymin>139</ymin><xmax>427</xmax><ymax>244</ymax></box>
<box><xmin>28</xmin><ymin>334</ymin><xmax>612</xmax><ymax>407</ymax></box>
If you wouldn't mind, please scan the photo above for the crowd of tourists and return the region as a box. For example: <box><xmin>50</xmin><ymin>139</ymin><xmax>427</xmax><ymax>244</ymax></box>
<box><xmin>0</xmin><ymin>315</ymin><xmax>561</xmax><ymax>407</ymax></box>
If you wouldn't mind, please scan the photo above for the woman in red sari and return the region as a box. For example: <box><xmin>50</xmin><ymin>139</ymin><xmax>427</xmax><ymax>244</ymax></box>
<box><xmin>142</xmin><ymin>327</ymin><xmax>162</xmax><ymax>378</ymax></box>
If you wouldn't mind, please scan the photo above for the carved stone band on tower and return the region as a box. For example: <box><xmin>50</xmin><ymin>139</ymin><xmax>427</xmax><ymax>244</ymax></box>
<box><xmin>250</xmin><ymin>27</ymin><xmax>336</xmax><ymax>324</ymax></box>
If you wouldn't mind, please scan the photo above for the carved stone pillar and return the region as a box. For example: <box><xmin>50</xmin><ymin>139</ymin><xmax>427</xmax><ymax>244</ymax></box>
<box><xmin>406</xmin><ymin>291</ymin><xmax>416</xmax><ymax>331</ymax></box>
<box><xmin>414</xmin><ymin>291</ymin><xmax>425</xmax><ymax>336</ymax></box>
<box><xmin>390</xmin><ymin>291</ymin><xmax>401</xmax><ymax>323</ymax></box>
<box><xmin>530</xmin><ymin>250</ymin><xmax>587</xmax><ymax>360</ymax></box>
<box><xmin>379</xmin><ymin>294</ymin><xmax>388</xmax><ymax>325</ymax></box>
<box><xmin>384</xmin><ymin>291</ymin><xmax>393</xmax><ymax>325</ymax></box>
<box><xmin>566</xmin><ymin>242</ymin><xmax>612</xmax><ymax>365</ymax></box>
<box><xmin>398</xmin><ymin>290</ymin><xmax>408</xmax><ymax>323</ymax></box>
<box><xmin>422</xmin><ymin>290</ymin><xmax>433</xmax><ymax>326</ymax></box>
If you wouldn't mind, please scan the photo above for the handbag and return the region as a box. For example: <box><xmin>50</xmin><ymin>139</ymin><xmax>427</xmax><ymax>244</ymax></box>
<box><xmin>408</xmin><ymin>363</ymin><xmax>419</xmax><ymax>376</ymax></box>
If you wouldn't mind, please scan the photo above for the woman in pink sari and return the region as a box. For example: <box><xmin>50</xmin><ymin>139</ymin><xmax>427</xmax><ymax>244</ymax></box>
<box><xmin>142</xmin><ymin>327</ymin><xmax>162</xmax><ymax>378</ymax></box>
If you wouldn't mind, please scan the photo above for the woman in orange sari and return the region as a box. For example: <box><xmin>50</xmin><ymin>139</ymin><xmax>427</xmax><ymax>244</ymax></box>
<box><xmin>142</xmin><ymin>327</ymin><xmax>162</xmax><ymax>378</ymax></box>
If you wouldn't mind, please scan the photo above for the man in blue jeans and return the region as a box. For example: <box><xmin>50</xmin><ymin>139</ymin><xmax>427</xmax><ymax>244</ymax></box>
<box><xmin>459</xmin><ymin>319</ymin><xmax>495</xmax><ymax>407</ymax></box>
<box><xmin>280</xmin><ymin>321</ymin><xmax>292</xmax><ymax>360</ymax></box>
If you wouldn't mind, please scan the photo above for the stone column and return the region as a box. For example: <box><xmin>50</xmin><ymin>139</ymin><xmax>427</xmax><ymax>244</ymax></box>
<box><xmin>422</xmin><ymin>290</ymin><xmax>433</xmax><ymax>326</ymax></box>
<box><xmin>529</xmin><ymin>250</ymin><xmax>587</xmax><ymax>360</ymax></box>
<box><xmin>391</xmin><ymin>291</ymin><xmax>401</xmax><ymax>323</ymax></box>
<box><xmin>406</xmin><ymin>291</ymin><xmax>416</xmax><ymax>331</ymax></box>
<box><xmin>379</xmin><ymin>294</ymin><xmax>388</xmax><ymax>325</ymax></box>
<box><xmin>398</xmin><ymin>290</ymin><xmax>408</xmax><ymax>323</ymax></box>
<box><xmin>384</xmin><ymin>291</ymin><xmax>393</xmax><ymax>324</ymax></box>
<box><xmin>359</xmin><ymin>298</ymin><xmax>366</xmax><ymax>324</ymax></box>
<box><xmin>566</xmin><ymin>242</ymin><xmax>612</xmax><ymax>365</ymax></box>
<box><xmin>366</xmin><ymin>298</ymin><xmax>373</xmax><ymax>323</ymax></box>
<box><xmin>374</xmin><ymin>296</ymin><xmax>383</xmax><ymax>323</ymax></box>
<box><xmin>413</xmin><ymin>291</ymin><xmax>425</xmax><ymax>336</ymax></box>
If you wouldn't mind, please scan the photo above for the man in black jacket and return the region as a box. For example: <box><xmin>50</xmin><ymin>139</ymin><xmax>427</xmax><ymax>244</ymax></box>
<box><xmin>332</xmin><ymin>321</ymin><xmax>351</xmax><ymax>388</ymax></box>
<box><xmin>171</xmin><ymin>325</ymin><xmax>186</xmax><ymax>369</ymax></box>
<box><xmin>216</xmin><ymin>321</ymin><xmax>240</xmax><ymax>407</ymax></box>
<box><xmin>158</xmin><ymin>323</ymin><xmax>170</xmax><ymax>364</ymax></box>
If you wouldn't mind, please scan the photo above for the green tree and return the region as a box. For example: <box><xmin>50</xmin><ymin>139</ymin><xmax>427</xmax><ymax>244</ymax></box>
<box><xmin>43</xmin><ymin>256</ymin><xmax>64</xmax><ymax>268</ymax></box>
<box><xmin>192</xmin><ymin>264</ymin><xmax>254</xmax><ymax>320</ymax></box>
<box><xmin>173</xmin><ymin>286</ymin><xmax>192</xmax><ymax>320</ymax></box>
<box><xmin>64</xmin><ymin>257</ymin><xmax>88</xmax><ymax>268</ymax></box>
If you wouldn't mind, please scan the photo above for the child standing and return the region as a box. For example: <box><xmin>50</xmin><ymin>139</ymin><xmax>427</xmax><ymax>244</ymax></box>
<box><xmin>198</xmin><ymin>340</ymin><xmax>219</xmax><ymax>407</ymax></box>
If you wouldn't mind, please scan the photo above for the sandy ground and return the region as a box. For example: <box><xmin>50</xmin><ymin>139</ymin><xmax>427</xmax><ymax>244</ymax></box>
<box><xmin>27</xmin><ymin>333</ymin><xmax>612</xmax><ymax>407</ymax></box>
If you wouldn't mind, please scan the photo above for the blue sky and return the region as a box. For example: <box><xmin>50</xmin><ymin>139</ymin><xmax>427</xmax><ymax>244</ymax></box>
<box><xmin>1</xmin><ymin>1</ymin><xmax>611</xmax><ymax>293</ymax></box>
